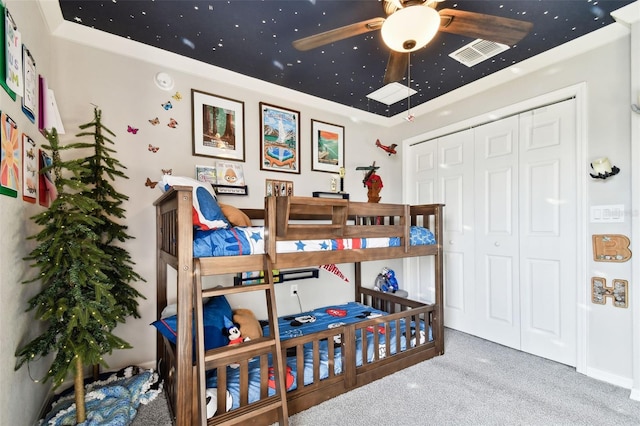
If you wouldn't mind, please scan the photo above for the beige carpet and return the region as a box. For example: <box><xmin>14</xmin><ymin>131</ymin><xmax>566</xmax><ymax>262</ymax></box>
<box><xmin>133</xmin><ymin>328</ymin><xmax>640</xmax><ymax>425</ymax></box>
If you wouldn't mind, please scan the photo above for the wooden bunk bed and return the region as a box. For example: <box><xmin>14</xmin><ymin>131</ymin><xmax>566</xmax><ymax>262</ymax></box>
<box><xmin>154</xmin><ymin>185</ymin><xmax>444</xmax><ymax>425</ymax></box>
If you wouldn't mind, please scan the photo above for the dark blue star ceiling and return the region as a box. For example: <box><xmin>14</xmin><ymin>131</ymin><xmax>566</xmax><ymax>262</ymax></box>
<box><xmin>58</xmin><ymin>0</ymin><xmax>634</xmax><ymax>117</ymax></box>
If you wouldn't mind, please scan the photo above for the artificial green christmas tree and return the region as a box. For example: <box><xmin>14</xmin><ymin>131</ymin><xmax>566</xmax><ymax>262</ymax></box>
<box><xmin>15</xmin><ymin>109</ymin><xmax>144</xmax><ymax>423</ymax></box>
<box><xmin>76</xmin><ymin>108</ymin><xmax>145</xmax><ymax>323</ymax></box>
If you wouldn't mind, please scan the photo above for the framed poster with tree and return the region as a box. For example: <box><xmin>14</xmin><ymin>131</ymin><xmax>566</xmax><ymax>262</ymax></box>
<box><xmin>260</xmin><ymin>102</ymin><xmax>300</xmax><ymax>174</ymax></box>
<box><xmin>192</xmin><ymin>89</ymin><xmax>245</xmax><ymax>161</ymax></box>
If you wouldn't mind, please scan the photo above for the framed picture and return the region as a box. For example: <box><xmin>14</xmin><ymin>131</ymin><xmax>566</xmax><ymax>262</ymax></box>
<box><xmin>265</xmin><ymin>179</ymin><xmax>293</xmax><ymax>197</ymax></box>
<box><xmin>215</xmin><ymin>161</ymin><xmax>245</xmax><ymax>186</ymax></box>
<box><xmin>195</xmin><ymin>165</ymin><xmax>217</xmax><ymax>183</ymax></box>
<box><xmin>311</xmin><ymin>119</ymin><xmax>344</xmax><ymax>173</ymax></box>
<box><xmin>260</xmin><ymin>102</ymin><xmax>300</xmax><ymax>174</ymax></box>
<box><xmin>192</xmin><ymin>89</ymin><xmax>245</xmax><ymax>161</ymax></box>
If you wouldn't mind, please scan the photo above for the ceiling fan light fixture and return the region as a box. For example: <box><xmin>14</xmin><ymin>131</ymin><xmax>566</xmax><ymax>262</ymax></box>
<box><xmin>381</xmin><ymin>6</ymin><xmax>440</xmax><ymax>53</ymax></box>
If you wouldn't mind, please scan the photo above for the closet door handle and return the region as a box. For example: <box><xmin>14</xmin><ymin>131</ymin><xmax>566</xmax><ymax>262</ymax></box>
<box><xmin>449</xmin><ymin>240</ymin><xmax>454</xmax><ymax>245</ymax></box>
<box><xmin>494</xmin><ymin>241</ymin><xmax>500</xmax><ymax>247</ymax></box>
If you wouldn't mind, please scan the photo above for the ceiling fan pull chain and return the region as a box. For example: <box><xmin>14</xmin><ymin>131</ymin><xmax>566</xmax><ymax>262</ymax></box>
<box><xmin>406</xmin><ymin>54</ymin><xmax>414</xmax><ymax>122</ymax></box>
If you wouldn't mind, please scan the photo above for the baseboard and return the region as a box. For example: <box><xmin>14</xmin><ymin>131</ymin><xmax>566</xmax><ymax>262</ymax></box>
<box><xmin>630</xmin><ymin>388</ymin><xmax>640</xmax><ymax>401</ymax></box>
<box><xmin>585</xmin><ymin>366</ymin><xmax>633</xmax><ymax>390</ymax></box>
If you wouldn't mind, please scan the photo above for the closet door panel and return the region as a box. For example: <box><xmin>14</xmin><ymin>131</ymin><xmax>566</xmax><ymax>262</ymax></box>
<box><xmin>437</xmin><ymin>130</ymin><xmax>476</xmax><ymax>332</ymax></box>
<box><xmin>415</xmin><ymin>148</ymin><xmax>436</xmax><ymax>204</ymax></box>
<box><xmin>406</xmin><ymin>142</ymin><xmax>437</xmax><ymax>302</ymax></box>
<box><xmin>519</xmin><ymin>100</ymin><xmax>577</xmax><ymax>366</ymax></box>
<box><xmin>474</xmin><ymin>116</ymin><xmax>520</xmax><ymax>349</ymax></box>
<box><xmin>485</xmin><ymin>254</ymin><xmax>515</xmax><ymax>324</ymax></box>
<box><xmin>524</xmin><ymin>258</ymin><xmax>561</xmax><ymax>334</ymax></box>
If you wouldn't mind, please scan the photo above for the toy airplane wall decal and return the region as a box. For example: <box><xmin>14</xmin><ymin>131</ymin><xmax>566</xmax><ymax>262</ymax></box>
<box><xmin>375</xmin><ymin>139</ymin><xmax>397</xmax><ymax>156</ymax></box>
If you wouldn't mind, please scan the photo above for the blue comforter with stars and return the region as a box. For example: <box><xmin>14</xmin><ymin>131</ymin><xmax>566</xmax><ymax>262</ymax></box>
<box><xmin>193</xmin><ymin>225</ymin><xmax>436</xmax><ymax>258</ymax></box>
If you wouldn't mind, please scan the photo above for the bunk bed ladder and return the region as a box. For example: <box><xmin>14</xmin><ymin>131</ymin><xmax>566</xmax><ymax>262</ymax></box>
<box><xmin>193</xmin><ymin>258</ymin><xmax>289</xmax><ymax>425</ymax></box>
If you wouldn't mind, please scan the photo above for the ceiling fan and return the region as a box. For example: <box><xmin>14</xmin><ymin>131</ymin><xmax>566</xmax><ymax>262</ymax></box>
<box><xmin>292</xmin><ymin>0</ymin><xmax>534</xmax><ymax>85</ymax></box>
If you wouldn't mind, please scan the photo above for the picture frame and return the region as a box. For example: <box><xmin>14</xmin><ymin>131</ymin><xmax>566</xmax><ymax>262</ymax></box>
<box><xmin>311</xmin><ymin>119</ymin><xmax>344</xmax><ymax>173</ymax></box>
<box><xmin>265</xmin><ymin>179</ymin><xmax>293</xmax><ymax>197</ymax></box>
<box><xmin>259</xmin><ymin>102</ymin><xmax>300</xmax><ymax>174</ymax></box>
<box><xmin>215</xmin><ymin>161</ymin><xmax>245</xmax><ymax>186</ymax></box>
<box><xmin>192</xmin><ymin>89</ymin><xmax>245</xmax><ymax>161</ymax></box>
<box><xmin>195</xmin><ymin>164</ymin><xmax>217</xmax><ymax>183</ymax></box>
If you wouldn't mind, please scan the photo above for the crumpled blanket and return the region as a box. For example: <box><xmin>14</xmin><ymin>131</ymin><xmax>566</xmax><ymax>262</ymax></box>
<box><xmin>41</xmin><ymin>366</ymin><xmax>162</xmax><ymax>426</ymax></box>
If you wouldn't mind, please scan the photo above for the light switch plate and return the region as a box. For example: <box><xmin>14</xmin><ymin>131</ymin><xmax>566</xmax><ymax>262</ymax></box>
<box><xmin>590</xmin><ymin>205</ymin><xmax>625</xmax><ymax>223</ymax></box>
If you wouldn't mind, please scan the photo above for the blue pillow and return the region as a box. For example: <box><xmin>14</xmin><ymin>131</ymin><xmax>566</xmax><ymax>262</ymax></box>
<box><xmin>152</xmin><ymin>296</ymin><xmax>233</xmax><ymax>350</ymax></box>
<box><xmin>160</xmin><ymin>175</ymin><xmax>229</xmax><ymax>231</ymax></box>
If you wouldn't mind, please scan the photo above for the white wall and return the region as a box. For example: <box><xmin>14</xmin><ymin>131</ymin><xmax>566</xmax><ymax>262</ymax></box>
<box><xmin>0</xmin><ymin>2</ymin><xmax>56</xmax><ymax>425</ymax></box>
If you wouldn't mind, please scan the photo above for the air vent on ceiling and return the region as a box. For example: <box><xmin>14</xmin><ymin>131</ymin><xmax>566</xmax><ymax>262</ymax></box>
<box><xmin>367</xmin><ymin>82</ymin><xmax>417</xmax><ymax>106</ymax></box>
<box><xmin>449</xmin><ymin>39</ymin><xmax>510</xmax><ymax>67</ymax></box>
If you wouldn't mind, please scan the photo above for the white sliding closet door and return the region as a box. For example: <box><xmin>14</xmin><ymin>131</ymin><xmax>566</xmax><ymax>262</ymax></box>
<box><xmin>519</xmin><ymin>101</ymin><xmax>577</xmax><ymax>365</ymax></box>
<box><xmin>474</xmin><ymin>116</ymin><xmax>521</xmax><ymax>348</ymax></box>
<box><xmin>406</xmin><ymin>98</ymin><xmax>577</xmax><ymax>366</ymax></box>
<box><xmin>437</xmin><ymin>130</ymin><xmax>476</xmax><ymax>332</ymax></box>
<box><xmin>404</xmin><ymin>139</ymin><xmax>437</xmax><ymax>302</ymax></box>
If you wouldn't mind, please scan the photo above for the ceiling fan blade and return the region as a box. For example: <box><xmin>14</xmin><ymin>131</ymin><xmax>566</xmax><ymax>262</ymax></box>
<box><xmin>292</xmin><ymin>18</ymin><xmax>385</xmax><ymax>51</ymax></box>
<box><xmin>438</xmin><ymin>8</ymin><xmax>533</xmax><ymax>46</ymax></box>
<box><xmin>383</xmin><ymin>51</ymin><xmax>408</xmax><ymax>85</ymax></box>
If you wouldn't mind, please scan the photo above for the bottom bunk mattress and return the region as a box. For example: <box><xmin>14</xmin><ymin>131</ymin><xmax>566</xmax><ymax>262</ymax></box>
<box><xmin>205</xmin><ymin>301</ymin><xmax>431</xmax><ymax>411</ymax></box>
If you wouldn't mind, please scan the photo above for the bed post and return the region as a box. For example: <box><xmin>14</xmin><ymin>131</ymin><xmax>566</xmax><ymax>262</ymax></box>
<box><xmin>434</xmin><ymin>204</ymin><xmax>445</xmax><ymax>355</ymax></box>
<box><xmin>355</xmin><ymin>262</ymin><xmax>362</xmax><ymax>302</ymax></box>
<box><xmin>175</xmin><ymin>188</ymin><xmax>195</xmax><ymax>425</ymax></box>
<box><xmin>155</xmin><ymin>195</ymin><xmax>167</xmax><ymax>383</ymax></box>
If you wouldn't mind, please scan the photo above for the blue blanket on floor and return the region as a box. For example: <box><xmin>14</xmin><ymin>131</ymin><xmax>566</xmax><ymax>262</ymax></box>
<box><xmin>41</xmin><ymin>367</ymin><xmax>162</xmax><ymax>426</ymax></box>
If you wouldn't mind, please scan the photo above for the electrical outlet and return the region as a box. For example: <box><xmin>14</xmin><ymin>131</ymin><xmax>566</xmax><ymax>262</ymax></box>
<box><xmin>290</xmin><ymin>284</ymin><xmax>298</xmax><ymax>297</ymax></box>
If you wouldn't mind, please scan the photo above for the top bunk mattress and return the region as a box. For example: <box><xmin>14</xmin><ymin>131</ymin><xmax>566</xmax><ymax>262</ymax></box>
<box><xmin>193</xmin><ymin>225</ymin><xmax>436</xmax><ymax>258</ymax></box>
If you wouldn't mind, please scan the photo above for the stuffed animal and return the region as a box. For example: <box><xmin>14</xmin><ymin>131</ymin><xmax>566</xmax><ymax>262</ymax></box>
<box><xmin>223</xmin><ymin>316</ymin><xmax>249</xmax><ymax>346</ymax></box>
<box><xmin>206</xmin><ymin>388</ymin><xmax>232</xmax><ymax>418</ymax></box>
<box><xmin>374</xmin><ymin>267</ymin><xmax>399</xmax><ymax>293</ymax></box>
<box><xmin>232</xmin><ymin>308</ymin><xmax>263</xmax><ymax>340</ymax></box>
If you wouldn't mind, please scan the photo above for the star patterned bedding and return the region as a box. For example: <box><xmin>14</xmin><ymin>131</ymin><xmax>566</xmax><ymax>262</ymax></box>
<box><xmin>205</xmin><ymin>302</ymin><xmax>430</xmax><ymax>411</ymax></box>
<box><xmin>193</xmin><ymin>225</ymin><xmax>436</xmax><ymax>258</ymax></box>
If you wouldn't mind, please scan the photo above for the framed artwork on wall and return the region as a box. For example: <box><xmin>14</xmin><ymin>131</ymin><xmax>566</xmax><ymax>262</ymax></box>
<box><xmin>311</xmin><ymin>119</ymin><xmax>344</xmax><ymax>174</ymax></box>
<box><xmin>265</xmin><ymin>179</ymin><xmax>293</xmax><ymax>197</ymax></box>
<box><xmin>259</xmin><ymin>102</ymin><xmax>300</xmax><ymax>174</ymax></box>
<box><xmin>195</xmin><ymin>164</ymin><xmax>217</xmax><ymax>183</ymax></box>
<box><xmin>192</xmin><ymin>89</ymin><xmax>245</xmax><ymax>161</ymax></box>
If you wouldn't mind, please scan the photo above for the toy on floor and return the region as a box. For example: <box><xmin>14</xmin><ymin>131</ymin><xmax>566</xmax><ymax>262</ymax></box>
<box><xmin>374</xmin><ymin>267</ymin><xmax>399</xmax><ymax>293</ymax></box>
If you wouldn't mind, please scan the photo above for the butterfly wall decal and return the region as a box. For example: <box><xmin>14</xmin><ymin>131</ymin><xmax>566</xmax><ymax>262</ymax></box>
<box><xmin>172</xmin><ymin>92</ymin><xmax>182</xmax><ymax>101</ymax></box>
<box><xmin>127</xmin><ymin>125</ymin><xmax>139</xmax><ymax>134</ymax></box>
<box><xmin>145</xmin><ymin>177</ymin><xmax>158</xmax><ymax>189</ymax></box>
<box><xmin>161</xmin><ymin>101</ymin><xmax>172</xmax><ymax>110</ymax></box>
<box><xmin>167</xmin><ymin>118</ymin><xmax>178</xmax><ymax>128</ymax></box>
<box><xmin>162</xmin><ymin>168</ymin><xmax>172</xmax><ymax>175</ymax></box>
<box><xmin>148</xmin><ymin>144</ymin><xmax>159</xmax><ymax>153</ymax></box>
<box><xmin>149</xmin><ymin>117</ymin><xmax>159</xmax><ymax>126</ymax></box>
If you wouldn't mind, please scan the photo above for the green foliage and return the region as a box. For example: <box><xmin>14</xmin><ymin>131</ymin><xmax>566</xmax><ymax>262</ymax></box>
<box><xmin>15</xmin><ymin>108</ymin><xmax>144</xmax><ymax>390</ymax></box>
